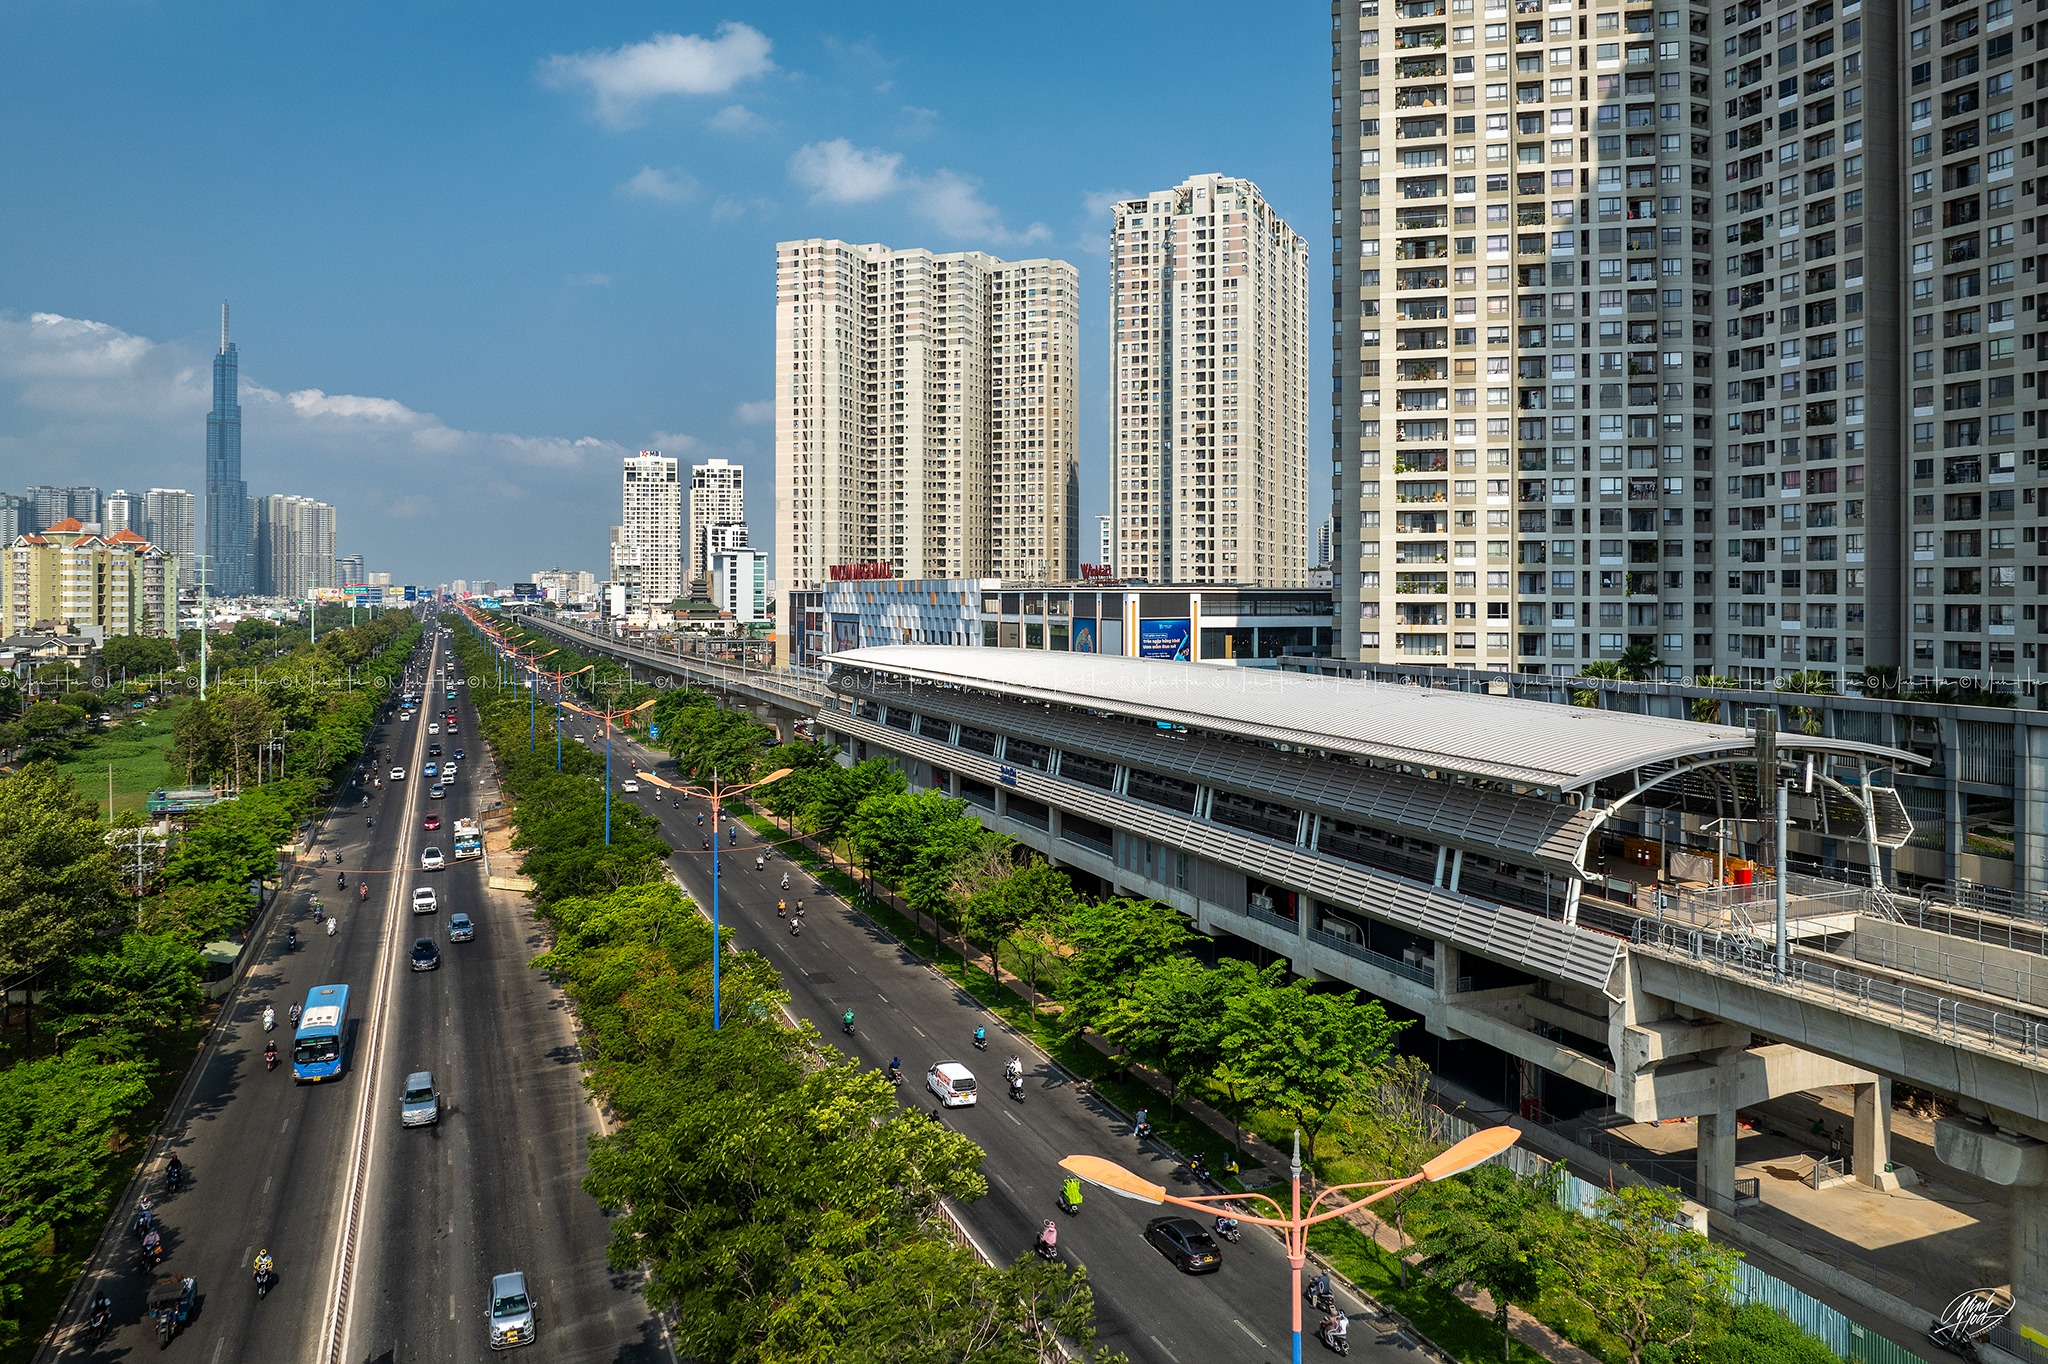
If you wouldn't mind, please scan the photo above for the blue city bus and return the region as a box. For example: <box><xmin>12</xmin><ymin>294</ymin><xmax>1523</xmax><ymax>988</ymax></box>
<box><xmin>292</xmin><ymin>984</ymin><xmax>350</xmax><ymax>1083</ymax></box>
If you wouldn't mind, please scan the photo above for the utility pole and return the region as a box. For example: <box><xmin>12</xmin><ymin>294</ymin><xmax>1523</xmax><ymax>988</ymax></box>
<box><xmin>197</xmin><ymin>553</ymin><xmax>210</xmax><ymax>701</ymax></box>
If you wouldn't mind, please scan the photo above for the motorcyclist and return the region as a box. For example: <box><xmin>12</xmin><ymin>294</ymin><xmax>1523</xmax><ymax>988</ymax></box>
<box><xmin>313</xmin><ymin>902</ymin><xmax>324</xmax><ymax>922</ymax></box>
<box><xmin>795</xmin><ymin>899</ymin><xmax>804</xmax><ymax>915</ymax></box>
<box><xmin>253</xmin><ymin>1248</ymin><xmax>275</xmax><ymax>1286</ymax></box>
<box><xmin>140</xmin><ymin>1227</ymin><xmax>162</xmax><ymax>1265</ymax></box>
<box><xmin>1134</xmin><ymin>1107</ymin><xmax>1152</xmax><ymax>1140</ymax></box>
<box><xmin>264</xmin><ymin>1041</ymin><xmax>278</xmax><ymax>1070</ymax></box>
<box><xmin>366</xmin><ymin>817</ymin><xmax>373</xmax><ymax>829</ymax></box>
<box><xmin>133</xmin><ymin>1199</ymin><xmax>154</xmax><ymax>1237</ymax></box>
<box><xmin>789</xmin><ymin>917</ymin><xmax>801</xmax><ymax>936</ymax></box>
<box><xmin>755</xmin><ymin>855</ymin><xmax>765</xmax><ymax>871</ymax></box>
<box><xmin>777</xmin><ymin>899</ymin><xmax>787</xmax><ymax>916</ymax></box>
<box><xmin>327</xmin><ymin>916</ymin><xmax>338</xmax><ymax>937</ymax></box>
<box><xmin>696</xmin><ymin>812</ymin><xmax>703</xmax><ymax>826</ymax></box>
<box><xmin>263</xmin><ymin>1005</ymin><xmax>276</xmax><ymax>1031</ymax></box>
<box><xmin>287</xmin><ymin>1002</ymin><xmax>301</xmax><ymax>1026</ymax></box>
<box><xmin>842</xmin><ymin>1009</ymin><xmax>855</xmax><ymax>1034</ymax></box>
<box><xmin>1005</xmin><ymin>1056</ymin><xmax>1023</xmax><ymax>1082</ymax></box>
<box><xmin>887</xmin><ymin>1057</ymin><xmax>903</xmax><ymax>1084</ymax></box>
<box><xmin>1035</xmin><ymin>1220</ymin><xmax>1058</xmax><ymax>1256</ymax></box>
<box><xmin>781</xmin><ymin>872</ymin><xmax>790</xmax><ymax>890</ymax></box>
<box><xmin>1308</xmin><ymin>1272</ymin><xmax>1334</xmax><ymax>1310</ymax></box>
<box><xmin>973</xmin><ymin>1025</ymin><xmax>987</xmax><ymax>1048</ymax></box>
<box><xmin>336</xmin><ymin>871</ymin><xmax>345</xmax><ymax>889</ymax></box>
<box><xmin>1322</xmin><ymin>1307</ymin><xmax>1348</xmax><ymax>1345</ymax></box>
<box><xmin>285</xmin><ymin>926</ymin><xmax>297</xmax><ymax>949</ymax></box>
<box><xmin>166</xmin><ymin>1154</ymin><xmax>184</xmax><ymax>1190</ymax></box>
<box><xmin>1189</xmin><ymin>1153</ymin><xmax>1210</xmax><ymax>1182</ymax></box>
<box><xmin>1214</xmin><ymin>1214</ymin><xmax>1240</xmax><ymax>1239</ymax></box>
<box><xmin>1062</xmin><ymin>1176</ymin><xmax>1084</xmax><ymax>1212</ymax></box>
<box><xmin>359</xmin><ymin>884</ymin><xmax>368</xmax><ymax>901</ymax></box>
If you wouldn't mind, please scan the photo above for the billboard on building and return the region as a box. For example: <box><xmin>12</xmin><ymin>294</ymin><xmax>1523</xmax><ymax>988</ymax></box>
<box><xmin>1139</xmin><ymin>618</ymin><xmax>1191</xmax><ymax>661</ymax></box>
<box><xmin>402</xmin><ymin>585</ymin><xmax>418</xmax><ymax>601</ymax></box>
<box><xmin>1072</xmin><ymin>619</ymin><xmax>1097</xmax><ymax>653</ymax></box>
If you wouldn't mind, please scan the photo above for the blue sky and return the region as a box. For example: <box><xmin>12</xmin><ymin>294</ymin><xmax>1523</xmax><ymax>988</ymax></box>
<box><xmin>0</xmin><ymin>2</ymin><xmax>1327</xmax><ymax>586</ymax></box>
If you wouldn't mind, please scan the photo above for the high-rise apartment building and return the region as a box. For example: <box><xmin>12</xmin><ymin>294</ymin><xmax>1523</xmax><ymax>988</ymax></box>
<box><xmin>619</xmin><ymin>452</ymin><xmax>684</xmax><ymax>609</ymax></box>
<box><xmin>688</xmin><ymin>458</ymin><xmax>747</xmax><ymax>590</ymax></box>
<box><xmin>24</xmin><ymin>486</ymin><xmax>102</xmax><ymax>533</ymax></box>
<box><xmin>206</xmin><ymin>304</ymin><xmax>253</xmax><ymax>595</ymax></box>
<box><xmin>252</xmin><ymin>494</ymin><xmax>338</xmax><ymax>599</ymax></box>
<box><xmin>140</xmin><ymin>489</ymin><xmax>195</xmax><ymax>577</ymax></box>
<box><xmin>1331</xmin><ymin>0</ymin><xmax>2014</xmax><ymax>689</ymax></box>
<box><xmin>1097</xmin><ymin>514</ymin><xmax>1114</xmax><ymax>572</ymax></box>
<box><xmin>775</xmin><ymin>239</ymin><xmax>1079</xmax><ymax>608</ymax></box>
<box><xmin>104</xmin><ymin>489</ymin><xmax>137</xmax><ymax>537</ymax></box>
<box><xmin>0</xmin><ymin>495</ymin><xmax>24</xmax><ymax>544</ymax></box>
<box><xmin>338</xmin><ymin>554</ymin><xmax>365</xmax><ymax>587</ymax></box>
<box><xmin>1110</xmin><ymin>174</ymin><xmax>1312</xmax><ymax>587</ymax></box>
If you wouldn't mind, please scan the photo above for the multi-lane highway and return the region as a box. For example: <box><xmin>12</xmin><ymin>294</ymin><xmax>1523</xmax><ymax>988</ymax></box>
<box><xmin>48</xmin><ymin>626</ymin><xmax>662</xmax><ymax>1363</ymax></box>
<box><xmin>583</xmin><ymin>721</ymin><xmax>1323</xmax><ymax>1364</ymax></box>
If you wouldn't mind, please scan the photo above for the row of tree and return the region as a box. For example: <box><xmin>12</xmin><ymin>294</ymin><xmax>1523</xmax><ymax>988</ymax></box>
<box><xmin>450</xmin><ymin>616</ymin><xmax>1123</xmax><ymax>1362</ymax></box>
<box><xmin>0</xmin><ymin>611</ymin><xmax>421</xmax><ymax>1348</ymax></box>
<box><xmin>599</xmin><ymin>638</ymin><xmax>1854</xmax><ymax>1364</ymax></box>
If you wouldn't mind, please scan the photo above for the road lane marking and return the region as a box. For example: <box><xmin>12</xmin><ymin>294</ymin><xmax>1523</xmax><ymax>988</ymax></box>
<box><xmin>1233</xmin><ymin>1319</ymin><xmax>1265</xmax><ymax>1348</ymax></box>
<box><xmin>1150</xmin><ymin>1335</ymin><xmax>1179</xmax><ymax>1361</ymax></box>
<box><xmin>322</xmin><ymin>632</ymin><xmax>441</xmax><ymax>1364</ymax></box>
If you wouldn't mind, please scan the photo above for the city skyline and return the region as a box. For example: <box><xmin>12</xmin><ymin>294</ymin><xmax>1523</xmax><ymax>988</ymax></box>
<box><xmin>0</xmin><ymin>5</ymin><xmax>1328</xmax><ymax>584</ymax></box>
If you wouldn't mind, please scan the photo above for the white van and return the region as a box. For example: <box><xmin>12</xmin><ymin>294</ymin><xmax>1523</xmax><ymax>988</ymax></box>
<box><xmin>926</xmin><ymin>1061</ymin><xmax>977</xmax><ymax>1108</ymax></box>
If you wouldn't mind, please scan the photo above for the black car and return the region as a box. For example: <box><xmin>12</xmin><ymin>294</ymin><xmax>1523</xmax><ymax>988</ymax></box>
<box><xmin>410</xmin><ymin>937</ymin><xmax>441</xmax><ymax>971</ymax></box>
<box><xmin>428</xmin><ymin>744</ymin><xmax>442</xmax><ymax>757</ymax></box>
<box><xmin>1144</xmin><ymin>1217</ymin><xmax>1221</xmax><ymax>1274</ymax></box>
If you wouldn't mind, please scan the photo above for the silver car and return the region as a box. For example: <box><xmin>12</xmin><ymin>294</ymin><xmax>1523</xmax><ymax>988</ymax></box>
<box><xmin>488</xmin><ymin>1271</ymin><xmax>536</xmax><ymax>1349</ymax></box>
<box><xmin>400</xmin><ymin>1071</ymin><xmax>440</xmax><ymax>1127</ymax></box>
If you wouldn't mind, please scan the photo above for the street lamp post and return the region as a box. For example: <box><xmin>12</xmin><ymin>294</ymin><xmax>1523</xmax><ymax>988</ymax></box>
<box><xmin>633</xmin><ymin>764</ymin><xmax>792</xmax><ymax>1029</ymax></box>
<box><xmin>533</xmin><ymin>661</ymin><xmax>592</xmax><ymax>770</ymax></box>
<box><xmin>1061</xmin><ymin>1126</ymin><xmax>1520</xmax><ymax>1364</ymax></box>
<box><xmin>564</xmin><ymin>697</ymin><xmax>655</xmax><ymax>844</ymax></box>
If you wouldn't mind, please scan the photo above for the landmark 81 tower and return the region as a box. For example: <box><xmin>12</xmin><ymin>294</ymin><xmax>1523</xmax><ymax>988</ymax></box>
<box><xmin>205</xmin><ymin>302</ymin><xmax>252</xmax><ymax>596</ymax></box>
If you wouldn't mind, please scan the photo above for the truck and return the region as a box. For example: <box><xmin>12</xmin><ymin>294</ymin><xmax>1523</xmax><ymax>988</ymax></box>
<box><xmin>452</xmin><ymin>817</ymin><xmax>483</xmax><ymax>861</ymax></box>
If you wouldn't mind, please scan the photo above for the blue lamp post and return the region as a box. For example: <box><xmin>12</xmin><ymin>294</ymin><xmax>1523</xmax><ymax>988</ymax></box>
<box><xmin>633</xmin><ymin>765</ymin><xmax>791</xmax><ymax>1028</ymax></box>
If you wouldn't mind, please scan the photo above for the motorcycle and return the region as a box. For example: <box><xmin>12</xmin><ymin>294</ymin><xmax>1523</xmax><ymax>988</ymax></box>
<box><xmin>1214</xmin><ymin>1214</ymin><xmax>1242</xmax><ymax>1243</ymax></box>
<box><xmin>327</xmin><ymin>917</ymin><xmax>338</xmax><ymax>937</ymax></box>
<box><xmin>1034</xmin><ymin>1232</ymin><xmax>1060</xmax><ymax>1262</ymax></box>
<box><xmin>1059</xmin><ymin>1183</ymin><xmax>1083</xmax><ymax>1215</ymax></box>
<box><xmin>265</xmin><ymin>1045</ymin><xmax>278</xmax><ymax>1072</ymax></box>
<box><xmin>287</xmin><ymin>1003</ymin><xmax>301</xmax><ymax>1026</ymax></box>
<box><xmin>86</xmin><ymin>1294</ymin><xmax>112</xmax><ymax>1345</ymax></box>
<box><xmin>1188</xmin><ymin>1154</ymin><xmax>1210</xmax><ymax>1185</ymax></box>
<box><xmin>336</xmin><ymin>872</ymin><xmax>345</xmax><ymax>889</ymax></box>
<box><xmin>1306</xmin><ymin>1279</ymin><xmax>1335</xmax><ymax>1315</ymax></box>
<box><xmin>138</xmin><ymin>1232</ymin><xmax>163</xmax><ymax>1271</ymax></box>
<box><xmin>1009</xmin><ymin>1074</ymin><xmax>1025</xmax><ymax>1102</ymax></box>
<box><xmin>254</xmin><ymin>1266</ymin><xmax>277</xmax><ymax>1301</ymax></box>
<box><xmin>972</xmin><ymin>1031</ymin><xmax>988</xmax><ymax>1052</ymax></box>
<box><xmin>1319</xmin><ymin>1315</ymin><xmax>1351</xmax><ymax>1356</ymax></box>
<box><xmin>262</xmin><ymin>1006</ymin><xmax>276</xmax><ymax>1032</ymax></box>
<box><xmin>789</xmin><ymin>917</ymin><xmax>801</xmax><ymax>937</ymax></box>
<box><xmin>285</xmin><ymin>927</ymin><xmax>297</xmax><ymax>950</ymax></box>
<box><xmin>313</xmin><ymin>903</ymin><xmax>324</xmax><ymax>922</ymax></box>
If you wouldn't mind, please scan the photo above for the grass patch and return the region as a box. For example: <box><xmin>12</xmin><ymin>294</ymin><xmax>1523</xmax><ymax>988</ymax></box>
<box><xmin>1307</xmin><ymin>1218</ymin><xmax>1556</xmax><ymax>1364</ymax></box>
<box><xmin>53</xmin><ymin>699</ymin><xmax>188</xmax><ymax>820</ymax></box>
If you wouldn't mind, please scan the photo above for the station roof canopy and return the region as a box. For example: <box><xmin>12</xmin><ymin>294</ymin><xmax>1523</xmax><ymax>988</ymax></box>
<box><xmin>826</xmin><ymin>647</ymin><xmax>1918</xmax><ymax>791</ymax></box>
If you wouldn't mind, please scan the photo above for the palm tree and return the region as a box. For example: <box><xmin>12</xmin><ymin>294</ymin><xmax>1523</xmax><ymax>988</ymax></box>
<box><xmin>1775</xmin><ymin>669</ymin><xmax>1834</xmax><ymax>736</ymax></box>
<box><xmin>1689</xmin><ymin>674</ymin><xmax>1741</xmax><ymax>725</ymax></box>
<box><xmin>1572</xmin><ymin>659</ymin><xmax>1629</xmax><ymax>707</ymax></box>
<box><xmin>1851</xmin><ymin>664</ymin><xmax>1902</xmax><ymax>700</ymax></box>
<box><xmin>1617</xmin><ymin>642</ymin><xmax>1661</xmax><ymax>681</ymax></box>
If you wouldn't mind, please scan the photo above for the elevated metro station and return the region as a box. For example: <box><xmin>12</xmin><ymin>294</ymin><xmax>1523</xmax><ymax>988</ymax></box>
<box><xmin>822</xmin><ymin>644</ymin><xmax>2048</xmax><ymax>1346</ymax></box>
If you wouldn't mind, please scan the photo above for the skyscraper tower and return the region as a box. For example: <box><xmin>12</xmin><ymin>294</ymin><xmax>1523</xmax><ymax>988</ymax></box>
<box><xmin>205</xmin><ymin>302</ymin><xmax>252</xmax><ymax>595</ymax></box>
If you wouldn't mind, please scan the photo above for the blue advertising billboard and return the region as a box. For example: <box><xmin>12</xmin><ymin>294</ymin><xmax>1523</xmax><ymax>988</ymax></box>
<box><xmin>402</xmin><ymin>585</ymin><xmax>418</xmax><ymax>601</ymax></box>
<box><xmin>1138</xmin><ymin>618</ymin><xmax>1192</xmax><ymax>661</ymax></box>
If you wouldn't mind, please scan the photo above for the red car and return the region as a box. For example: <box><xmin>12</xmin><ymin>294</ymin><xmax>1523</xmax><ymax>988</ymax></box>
<box><xmin>422</xmin><ymin>814</ymin><xmax>442</xmax><ymax>831</ymax></box>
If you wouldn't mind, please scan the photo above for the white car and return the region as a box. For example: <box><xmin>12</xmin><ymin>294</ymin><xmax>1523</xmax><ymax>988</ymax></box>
<box><xmin>411</xmin><ymin>887</ymin><xmax>438</xmax><ymax>913</ymax></box>
<box><xmin>420</xmin><ymin>846</ymin><xmax>445</xmax><ymax>871</ymax></box>
<box><xmin>429</xmin><ymin>723</ymin><xmax>441</xmax><ymax>735</ymax></box>
<box><xmin>926</xmin><ymin>1061</ymin><xmax>978</xmax><ymax>1108</ymax></box>
<box><xmin>439</xmin><ymin>764</ymin><xmax>457</xmax><ymax>781</ymax></box>
<box><xmin>620</xmin><ymin>780</ymin><xmax>639</xmax><ymax>793</ymax></box>
<box><xmin>390</xmin><ymin>767</ymin><xmax>406</xmax><ymax>781</ymax></box>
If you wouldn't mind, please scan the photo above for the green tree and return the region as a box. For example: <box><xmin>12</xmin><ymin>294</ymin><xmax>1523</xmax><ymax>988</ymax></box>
<box><xmin>1688</xmin><ymin>675</ymin><xmax>1742</xmax><ymax>725</ymax></box>
<box><xmin>1407</xmin><ymin>1164</ymin><xmax>1561</xmax><ymax>1362</ymax></box>
<box><xmin>18</xmin><ymin>701</ymin><xmax>87</xmax><ymax>761</ymax></box>
<box><xmin>1850</xmin><ymin>664</ymin><xmax>1902</xmax><ymax>701</ymax></box>
<box><xmin>1096</xmin><ymin>955</ymin><xmax>1255</xmax><ymax>1103</ymax></box>
<box><xmin>965</xmin><ymin>859</ymin><xmax>1077</xmax><ymax>1005</ymax></box>
<box><xmin>48</xmin><ymin>932</ymin><xmax>206</xmax><ymax>1042</ymax></box>
<box><xmin>1551</xmin><ymin>1185</ymin><xmax>1741</xmax><ymax>1364</ymax></box>
<box><xmin>1572</xmin><ymin>660</ymin><xmax>1629</xmax><ymax>707</ymax></box>
<box><xmin>1055</xmin><ymin>897</ymin><xmax>1198</xmax><ymax>1037</ymax></box>
<box><xmin>0</xmin><ymin>1037</ymin><xmax>153</xmax><ymax>1337</ymax></box>
<box><xmin>0</xmin><ymin>765</ymin><xmax>125</xmax><ymax>993</ymax></box>
<box><xmin>100</xmin><ymin>634</ymin><xmax>180</xmax><ymax>678</ymax></box>
<box><xmin>1775</xmin><ymin>670</ymin><xmax>1834</xmax><ymax>736</ymax></box>
<box><xmin>1618</xmin><ymin>642</ymin><xmax>1661</xmax><ymax>681</ymax></box>
<box><xmin>140</xmin><ymin>880</ymin><xmax>254</xmax><ymax>944</ymax></box>
<box><xmin>1219</xmin><ymin>973</ymin><xmax>1407</xmax><ymax>1165</ymax></box>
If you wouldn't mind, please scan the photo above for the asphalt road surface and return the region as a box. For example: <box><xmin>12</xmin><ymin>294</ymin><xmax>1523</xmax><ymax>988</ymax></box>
<box><xmin>585</xmin><ymin>721</ymin><xmax>1353</xmax><ymax>1364</ymax></box>
<box><xmin>47</xmin><ymin>625</ymin><xmax>663</xmax><ymax>1364</ymax></box>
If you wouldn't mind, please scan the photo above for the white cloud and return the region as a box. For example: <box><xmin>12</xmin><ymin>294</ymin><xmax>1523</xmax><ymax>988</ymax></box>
<box><xmin>709</xmin><ymin>103</ymin><xmax>770</xmax><ymax>133</ymax></box>
<box><xmin>787</xmin><ymin>139</ymin><xmax>1047</xmax><ymax>244</ymax></box>
<box><xmin>542</xmin><ymin>23</ymin><xmax>774</xmax><ymax>127</ymax></box>
<box><xmin>1077</xmin><ymin>189</ymin><xmax>1136</xmax><ymax>256</ymax></box>
<box><xmin>0</xmin><ymin>310</ymin><xmax>638</xmax><ymax>579</ymax></box>
<box><xmin>733</xmin><ymin>399</ymin><xmax>772</xmax><ymax>424</ymax></box>
<box><xmin>788</xmin><ymin>138</ymin><xmax>904</xmax><ymax>204</ymax></box>
<box><xmin>619</xmin><ymin>166</ymin><xmax>699</xmax><ymax>203</ymax></box>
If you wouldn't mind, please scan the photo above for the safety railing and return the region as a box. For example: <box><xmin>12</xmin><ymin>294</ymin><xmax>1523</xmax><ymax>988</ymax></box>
<box><xmin>1308</xmin><ymin>923</ymin><xmax>1439</xmax><ymax>987</ymax></box>
<box><xmin>1630</xmin><ymin>918</ymin><xmax>2048</xmax><ymax>1064</ymax></box>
